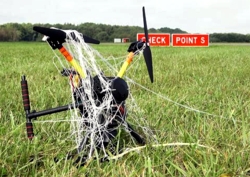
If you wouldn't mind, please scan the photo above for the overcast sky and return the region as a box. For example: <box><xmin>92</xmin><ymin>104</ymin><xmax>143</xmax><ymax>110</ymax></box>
<box><xmin>1</xmin><ymin>0</ymin><xmax>250</xmax><ymax>34</ymax></box>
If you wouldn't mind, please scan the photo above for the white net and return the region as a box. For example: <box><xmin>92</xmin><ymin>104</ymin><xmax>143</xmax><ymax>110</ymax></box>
<box><xmin>40</xmin><ymin>30</ymin><xmax>156</xmax><ymax>161</ymax></box>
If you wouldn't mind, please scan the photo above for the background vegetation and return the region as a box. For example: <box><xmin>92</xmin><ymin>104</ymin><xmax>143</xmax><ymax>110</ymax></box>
<box><xmin>1</xmin><ymin>42</ymin><xmax>250</xmax><ymax>176</ymax></box>
<box><xmin>1</xmin><ymin>22</ymin><xmax>250</xmax><ymax>43</ymax></box>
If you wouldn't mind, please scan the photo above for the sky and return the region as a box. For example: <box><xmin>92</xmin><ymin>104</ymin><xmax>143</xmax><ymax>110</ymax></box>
<box><xmin>1</xmin><ymin>0</ymin><xmax>250</xmax><ymax>34</ymax></box>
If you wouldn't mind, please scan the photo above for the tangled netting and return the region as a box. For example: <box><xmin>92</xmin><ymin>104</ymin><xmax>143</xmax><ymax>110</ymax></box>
<box><xmin>39</xmin><ymin>30</ymin><xmax>157</xmax><ymax>160</ymax></box>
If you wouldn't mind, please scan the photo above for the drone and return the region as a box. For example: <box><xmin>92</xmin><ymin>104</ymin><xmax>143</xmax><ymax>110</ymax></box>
<box><xmin>21</xmin><ymin>7</ymin><xmax>153</xmax><ymax>165</ymax></box>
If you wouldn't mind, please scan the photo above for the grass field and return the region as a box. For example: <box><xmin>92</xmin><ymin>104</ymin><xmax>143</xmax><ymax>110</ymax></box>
<box><xmin>1</xmin><ymin>42</ymin><xmax>250</xmax><ymax>176</ymax></box>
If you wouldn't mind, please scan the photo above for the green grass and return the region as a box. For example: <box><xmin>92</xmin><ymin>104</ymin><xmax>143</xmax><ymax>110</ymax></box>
<box><xmin>1</xmin><ymin>42</ymin><xmax>250</xmax><ymax>176</ymax></box>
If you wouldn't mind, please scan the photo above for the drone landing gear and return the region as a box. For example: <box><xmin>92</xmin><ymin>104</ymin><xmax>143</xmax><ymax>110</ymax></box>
<box><xmin>21</xmin><ymin>75</ymin><xmax>145</xmax><ymax>166</ymax></box>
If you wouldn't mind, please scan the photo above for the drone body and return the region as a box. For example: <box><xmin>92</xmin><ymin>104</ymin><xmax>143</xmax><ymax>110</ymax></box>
<box><xmin>21</xmin><ymin>6</ymin><xmax>153</xmax><ymax>165</ymax></box>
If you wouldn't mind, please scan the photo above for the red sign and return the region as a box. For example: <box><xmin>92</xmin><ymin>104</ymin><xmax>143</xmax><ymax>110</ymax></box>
<box><xmin>137</xmin><ymin>33</ymin><xmax>170</xmax><ymax>46</ymax></box>
<box><xmin>172</xmin><ymin>34</ymin><xmax>209</xmax><ymax>47</ymax></box>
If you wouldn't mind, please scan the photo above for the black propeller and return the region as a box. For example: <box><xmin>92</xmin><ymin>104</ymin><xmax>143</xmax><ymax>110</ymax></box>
<box><xmin>142</xmin><ymin>6</ymin><xmax>153</xmax><ymax>83</ymax></box>
<box><xmin>33</xmin><ymin>26</ymin><xmax>100</xmax><ymax>45</ymax></box>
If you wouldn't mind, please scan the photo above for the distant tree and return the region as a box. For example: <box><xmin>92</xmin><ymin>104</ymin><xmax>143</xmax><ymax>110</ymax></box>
<box><xmin>0</xmin><ymin>22</ymin><xmax>248</xmax><ymax>43</ymax></box>
<box><xmin>149</xmin><ymin>28</ymin><xmax>157</xmax><ymax>32</ymax></box>
<box><xmin>173</xmin><ymin>28</ymin><xmax>187</xmax><ymax>33</ymax></box>
<box><xmin>209</xmin><ymin>33</ymin><xmax>250</xmax><ymax>43</ymax></box>
<box><xmin>95</xmin><ymin>31</ymin><xmax>109</xmax><ymax>42</ymax></box>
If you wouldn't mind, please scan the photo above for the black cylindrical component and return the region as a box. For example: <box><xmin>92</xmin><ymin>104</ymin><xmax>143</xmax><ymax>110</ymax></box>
<box><xmin>21</xmin><ymin>75</ymin><xmax>30</xmax><ymax>111</ymax></box>
<box><xmin>21</xmin><ymin>75</ymin><xmax>34</xmax><ymax>140</ymax></box>
<box><xmin>26</xmin><ymin>122</ymin><xmax>34</xmax><ymax>140</ymax></box>
<box><xmin>27</xmin><ymin>103</ymin><xmax>82</xmax><ymax>119</ymax></box>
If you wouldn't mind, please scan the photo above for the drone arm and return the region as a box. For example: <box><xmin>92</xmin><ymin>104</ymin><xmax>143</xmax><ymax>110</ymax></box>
<box><xmin>59</xmin><ymin>46</ymin><xmax>86</xmax><ymax>78</ymax></box>
<box><xmin>26</xmin><ymin>103</ymin><xmax>82</xmax><ymax>119</ymax></box>
<box><xmin>117</xmin><ymin>52</ymin><xmax>134</xmax><ymax>78</ymax></box>
<box><xmin>126</xmin><ymin>123</ymin><xmax>145</xmax><ymax>145</ymax></box>
<box><xmin>21</xmin><ymin>75</ymin><xmax>84</xmax><ymax>140</ymax></box>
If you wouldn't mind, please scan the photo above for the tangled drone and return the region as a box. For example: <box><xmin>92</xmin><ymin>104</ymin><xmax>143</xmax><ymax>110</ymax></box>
<box><xmin>21</xmin><ymin>7</ymin><xmax>154</xmax><ymax>165</ymax></box>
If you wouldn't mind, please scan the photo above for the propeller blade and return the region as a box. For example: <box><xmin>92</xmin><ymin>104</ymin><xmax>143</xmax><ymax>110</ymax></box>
<box><xmin>33</xmin><ymin>26</ymin><xmax>100</xmax><ymax>44</ymax></box>
<box><xmin>142</xmin><ymin>7</ymin><xmax>153</xmax><ymax>83</ymax></box>
<box><xmin>143</xmin><ymin>47</ymin><xmax>153</xmax><ymax>82</ymax></box>
<box><xmin>82</xmin><ymin>35</ymin><xmax>100</xmax><ymax>44</ymax></box>
<box><xmin>143</xmin><ymin>7</ymin><xmax>149</xmax><ymax>44</ymax></box>
<box><xmin>33</xmin><ymin>26</ymin><xmax>66</xmax><ymax>41</ymax></box>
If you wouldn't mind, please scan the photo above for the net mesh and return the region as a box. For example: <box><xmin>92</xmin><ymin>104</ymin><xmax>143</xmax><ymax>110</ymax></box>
<box><xmin>38</xmin><ymin>30</ymin><xmax>156</xmax><ymax>160</ymax></box>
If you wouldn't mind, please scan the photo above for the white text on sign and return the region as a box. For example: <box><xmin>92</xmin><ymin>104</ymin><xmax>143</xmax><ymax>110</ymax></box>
<box><xmin>176</xmin><ymin>37</ymin><xmax>206</xmax><ymax>44</ymax></box>
<box><xmin>137</xmin><ymin>33</ymin><xmax>170</xmax><ymax>46</ymax></box>
<box><xmin>172</xmin><ymin>34</ymin><xmax>209</xmax><ymax>47</ymax></box>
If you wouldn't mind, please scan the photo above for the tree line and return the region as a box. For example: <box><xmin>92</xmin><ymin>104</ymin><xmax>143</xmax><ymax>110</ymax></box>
<box><xmin>0</xmin><ymin>22</ymin><xmax>249</xmax><ymax>43</ymax></box>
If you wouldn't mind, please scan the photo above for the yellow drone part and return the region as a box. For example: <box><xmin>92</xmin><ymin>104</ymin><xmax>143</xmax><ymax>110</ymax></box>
<box><xmin>117</xmin><ymin>52</ymin><xmax>134</xmax><ymax>78</ymax></box>
<box><xmin>59</xmin><ymin>46</ymin><xmax>86</xmax><ymax>79</ymax></box>
<box><xmin>72</xmin><ymin>74</ymin><xmax>81</xmax><ymax>88</ymax></box>
<box><xmin>69</xmin><ymin>60</ymin><xmax>85</xmax><ymax>79</ymax></box>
